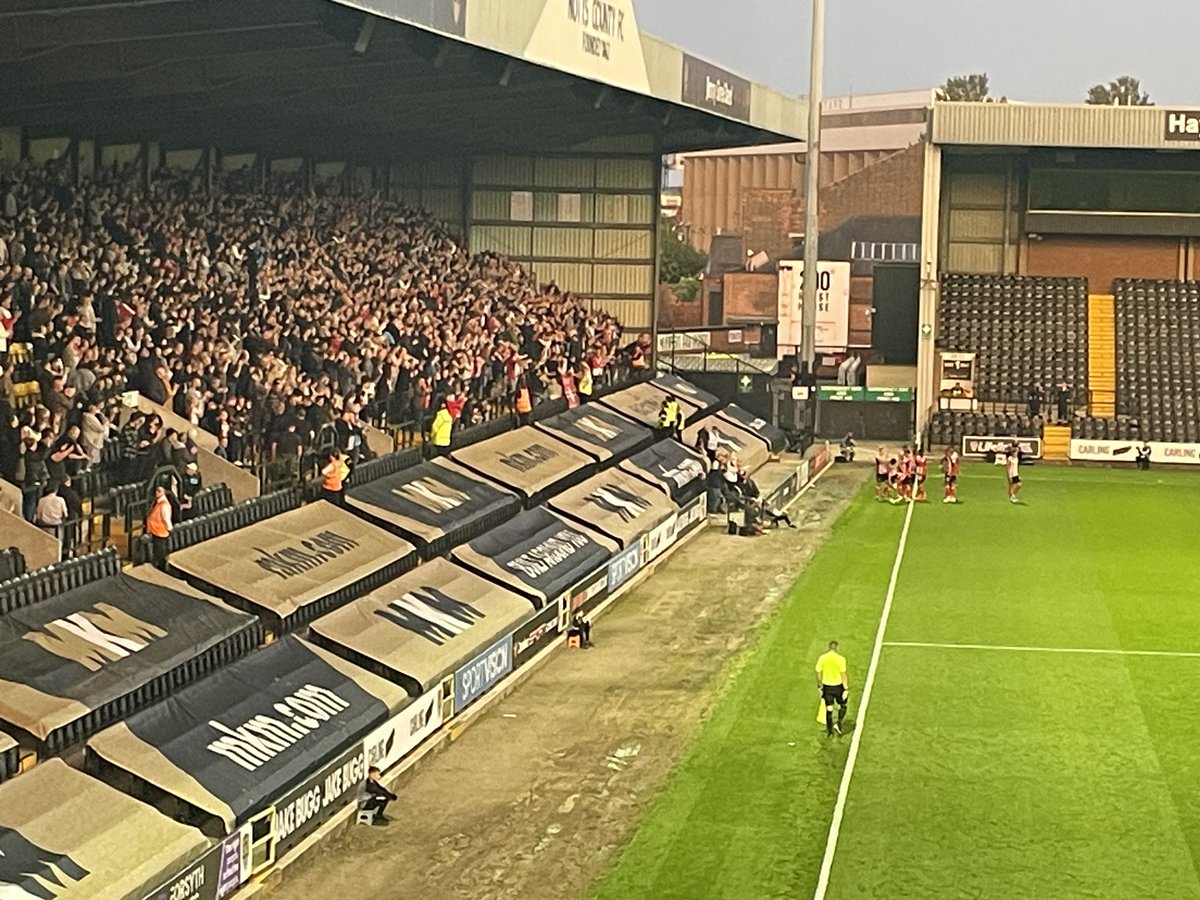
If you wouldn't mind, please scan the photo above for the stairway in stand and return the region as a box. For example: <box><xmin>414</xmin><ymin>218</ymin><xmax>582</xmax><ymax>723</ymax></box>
<box><xmin>1087</xmin><ymin>294</ymin><xmax>1116</xmax><ymax>418</ymax></box>
<box><xmin>1042</xmin><ymin>425</ymin><xmax>1072</xmax><ymax>461</ymax></box>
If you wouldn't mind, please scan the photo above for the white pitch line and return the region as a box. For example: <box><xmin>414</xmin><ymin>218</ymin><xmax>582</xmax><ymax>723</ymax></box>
<box><xmin>812</xmin><ymin>497</ymin><xmax>916</xmax><ymax>900</ymax></box>
<box><xmin>883</xmin><ymin>640</ymin><xmax>1200</xmax><ymax>659</ymax></box>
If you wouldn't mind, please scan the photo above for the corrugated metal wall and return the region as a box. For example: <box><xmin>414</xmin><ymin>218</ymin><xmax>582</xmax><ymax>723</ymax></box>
<box><xmin>933</xmin><ymin>102</ymin><xmax>1192</xmax><ymax>151</ymax></box>
<box><xmin>391</xmin><ymin>158</ymin><xmax>466</xmax><ymax>236</ymax></box>
<box><xmin>468</xmin><ymin>155</ymin><xmax>657</xmax><ymax>331</ymax></box>
<box><xmin>940</xmin><ymin>162</ymin><xmax>1018</xmax><ymax>274</ymax></box>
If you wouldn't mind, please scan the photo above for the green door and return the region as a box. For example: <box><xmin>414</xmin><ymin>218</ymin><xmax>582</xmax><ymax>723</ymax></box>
<box><xmin>871</xmin><ymin>264</ymin><xmax>919</xmax><ymax>365</ymax></box>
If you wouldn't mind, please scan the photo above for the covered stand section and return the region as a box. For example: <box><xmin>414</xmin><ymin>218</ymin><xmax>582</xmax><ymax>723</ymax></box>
<box><xmin>0</xmin><ymin>759</ymin><xmax>210</xmax><ymax>900</ymax></box>
<box><xmin>533</xmin><ymin>405</ymin><xmax>654</xmax><ymax>463</ymax></box>
<box><xmin>717</xmin><ymin>403</ymin><xmax>788</xmax><ymax>455</ymax></box>
<box><xmin>0</xmin><ymin>568</ymin><xmax>259</xmax><ymax>754</ymax></box>
<box><xmin>683</xmin><ymin>414</ymin><xmax>771</xmax><ymax>473</ymax></box>
<box><xmin>548</xmin><ymin>469</ymin><xmax>679</xmax><ymax>549</ymax></box>
<box><xmin>310</xmin><ymin>558</ymin><xmax>535</xmax><ymax>711</ymax></box>
<box><xmin>649</xmin><ymin>374</ymin><xmax>722</xmax><ymax>417</ymax></box>
<box><xmin>168</xmin><ymin>502</ymin><xmax>417</xmax><ymax>634</ymax></box>
<box><xmin>451</xmin><ymin>508</ymin><xmax>616</xmax><ymax>608</ymax></box>
<box><xmin>450</xmin><ymin>430</ymin><xmax>594</xmax><ymax>506</ymax></box>
<box><xmin>620</xmin><ymin>439</ymin><xmax>710</xmax><ymax>506</ymax></box>
<box><xmin>598</xmin><ymin>381</ymin><xmax>704</xmax><ymax>429</ymax></box>
<box><xmin>87</xmin><ymin>637</ymin><xmax>409</xmax><ymax>844</ymax></box>
<box><xmin>346</xmin><ymin>458</ymin><xmax>520</xmax><ymax>558</ymax></box>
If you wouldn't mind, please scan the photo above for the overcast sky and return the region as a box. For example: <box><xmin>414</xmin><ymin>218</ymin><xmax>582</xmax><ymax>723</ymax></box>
<box><xmin>633</xmin><ymin>0</ymin><xmax>1200</xmax><ymax>106</ymax></box>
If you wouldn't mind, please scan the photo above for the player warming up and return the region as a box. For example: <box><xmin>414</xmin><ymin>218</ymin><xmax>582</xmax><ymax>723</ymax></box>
<box><xmin>941</xmin><ymin>447</ymin><xmax>960</xmax><ymax>503</ymax></box>
<box><xmin>1005</xmin><ymin>444</ymin><xmax>1022</xmax><ymax>503</ymax></box>
<box><xmin>816</xmin><ymin>640</ymin><xmax>849</xmax><ymax>737</ymax></box>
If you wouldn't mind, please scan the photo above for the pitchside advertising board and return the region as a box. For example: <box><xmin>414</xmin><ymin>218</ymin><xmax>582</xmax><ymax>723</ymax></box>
<box><xmin>777</xmin><ymin>260</ymin><xmax>851</xmax><ymax>355</ymax></box>
<box><xmin>1070</xmin><ymin>439</ymin><xmax>1200</xmax><ymax>465</ymax></box>
<box><xmin>606</xmin><ymin>538</ymin><xmax>644</xmax><ymax>593</ymax></box>
<box><xmin>961</xmin><ymin>436</ymin><xmax>1044</xmax><ymax>459</ymax></box>
<box><xmin>455</xmin><ymin>633</ymin><xmax>513</xmax><ymax>713</ymax></box>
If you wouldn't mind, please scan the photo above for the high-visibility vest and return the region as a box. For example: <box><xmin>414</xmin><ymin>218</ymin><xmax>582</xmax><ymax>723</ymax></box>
<box><xmin>146</xmin><ymin>496</ymin><xmax>172</xmax><ymax>538</ymax></box>
<box><xmin>430</xmin><ymin>409</ymin><xmax>454</xmax><ymax>447</ymax></box>
<box><xmin>322</xmin><ymin>459</ymin><xmax>347</xmax><ymax>491</ymax></box>
<box><xmin>659</xmin><ymin>400</ymin><xmax>679</xmax><ymax>428</ymax></box>
<box><xmin>578</xmin><ymin>368</ymin><xmax>593</xmax><ymax>396</ymax></box>
<box><xmin>515</xmin><ymin>385</ymin><xmax>533</xmax><ymax>414</ymax></box>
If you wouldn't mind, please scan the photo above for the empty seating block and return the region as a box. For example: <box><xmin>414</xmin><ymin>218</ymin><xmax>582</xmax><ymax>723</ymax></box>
<box><xmin>939</xmin><ymin>274</ymin><xmax>1089</xmax><ymax>406</ymax></box>
<box><xmin>927</xmin><ymin>410</ymin><xmax>1043</xmax><ymax>450</ymax></box>
<box><xmin>1113</xmin><ymin>280</ymin><xmax>1200</xmax><ymax>443</ymax></box>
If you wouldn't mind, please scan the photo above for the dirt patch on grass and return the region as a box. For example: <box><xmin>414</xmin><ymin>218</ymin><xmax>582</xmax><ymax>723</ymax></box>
<box><xmin>264</xmin><ymin>466</ymin><xmax>866</xmax><ymax>900</ymax></box>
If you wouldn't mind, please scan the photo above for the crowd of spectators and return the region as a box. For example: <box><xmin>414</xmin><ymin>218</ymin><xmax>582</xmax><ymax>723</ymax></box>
<box><xmin>0</xmin><ymin>157</ymin><xmax>632</xmax><ymax>537</ymax></box>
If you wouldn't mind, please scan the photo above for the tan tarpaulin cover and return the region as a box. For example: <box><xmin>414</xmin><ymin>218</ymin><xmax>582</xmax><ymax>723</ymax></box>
<box><xmin>310</xmin><ymin>558</ymin><xmax>534</xmax><ymax>692</ymax></box>
<box><xmin>598</xmin><ymin>381</ymin><xmax>702</xmax><ymax>428</ymax></box>
<box><xmin>169</xmin><ymin>501</ymin><xmax>414</xmax><ymax>619</ymax></box>
<box><xmin>0</xmin><ymin>729</ymin><xmax>14</xmax><ymax>754</ymax></box>
<box><xmin>548</xmin><ymin>469</ymin><xmax>678</xmax><ymax>548</ymax></box>
<box><xmin>0</xmin><ymin>506</ymin><xmax>60</xmax><ymax>571</ymax></box>
<box><xmin>450</xmin><ymin>429</ymin><xmax>591</xmax><ymax>500</ymax></box>
<box><xmin>345</xmin><ymin>458</ymin><xmax>511</xmax><ymax>544</ymax></box>
<box><xmin>0</xmin><ymin>759</ymin><xmax>210</xmax><ymax>900</ymax></box>
<box><xmin>0</xmin><ymin>478</ymin><xmax>23</xmax><ymax>516</ymax></box>
<box><xmin>87</xmin><ymin>639</ymin><xmax>408</xmax><ymax>833</ymax></box>
<box><xmin>683</xmin><ymin>414</ymin><xmax>769</xmax><ymax>473</ymax></box>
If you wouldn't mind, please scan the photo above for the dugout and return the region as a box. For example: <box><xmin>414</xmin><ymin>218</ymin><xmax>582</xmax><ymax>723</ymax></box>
<box><xmin>0</xmin><ymin>0</ymin><xmax>803</xmax><ymax>340</ymax></box>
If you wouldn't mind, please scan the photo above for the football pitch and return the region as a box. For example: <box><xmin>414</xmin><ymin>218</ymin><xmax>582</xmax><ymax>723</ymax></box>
<box><xmin>594</xmin><ymin>463</ymin><xmax>1200</xmax><ymax>900</ymax></box>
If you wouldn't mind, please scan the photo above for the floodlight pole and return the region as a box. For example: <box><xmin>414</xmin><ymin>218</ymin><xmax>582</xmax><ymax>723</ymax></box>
<box><xmin>800</xmin><ymin>0</ymin><xmax>825</xmax><ymax>373</ymax></box>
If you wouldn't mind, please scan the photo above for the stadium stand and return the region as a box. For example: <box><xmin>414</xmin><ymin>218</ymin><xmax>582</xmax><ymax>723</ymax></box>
<box><xmin>0</xmin><ymin>160</ymin><xmax>628</xmax><ymax>553</ymax></box>
<box><xmin>1113</xmin><ymin>280</ymin><xmax>1200</xmax><ymax>443</ymax></box>
<box><xmin>927</xmin><ymin>409</ymin><xmax>1043</xmax><ymax>450</ymax></box>
<box><xmin>938</xmin><ymin>273</ymin><xmax>1089</xmax><ymax>405</ymax></box>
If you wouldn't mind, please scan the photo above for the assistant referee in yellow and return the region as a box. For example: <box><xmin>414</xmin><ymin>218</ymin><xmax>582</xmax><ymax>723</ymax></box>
<box><xmin>816</xmin><ymin>640</ymin><xmax>849</xmax><ymax>737</ymax></box>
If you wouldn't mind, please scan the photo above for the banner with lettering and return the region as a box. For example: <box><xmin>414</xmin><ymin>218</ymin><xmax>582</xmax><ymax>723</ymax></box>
<box><xmin>346</xmin><ymin>457</ymin><xmax>520</xmax><ymax>552</ymax></box>
<box><xmin>87</xmin><ymin>637</ymin><xmax>408</xmax><ymax>834</ymax></box>
<box><xmin>449</xmin><ymin>429</ymin><xmax>593</xmax><ymax>503</ymax></box>
<box><xmin>451</xmin><ymin>508</ymin><xmax>617</xmax><ymax>606</ymax></box>
<box><xmin>168</xmin><ymin>503</ymin><xmax>417</xmax><ymax>626</ymax></box>
<box><xmin>0</xmin><ymin>760</ymin><xmax>210</xmax><ymax>900</ymax></box>
<box><xmin>0</xmin><ymin>572</ymin><xmax>257</xmax><ymax>749</ymax></box>
<box><xmin>533</xmin><ymin>404</ymin><xmax>653</xmax><ymax>463</ymax></box>
<box><xmin>309</xmin><ymin>557</ymin><xmax>535</xmax><ymax>697</ymax></box>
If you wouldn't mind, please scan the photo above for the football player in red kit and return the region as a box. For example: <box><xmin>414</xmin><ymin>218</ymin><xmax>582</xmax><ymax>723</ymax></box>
<box><xmin>913</xmin><ymin>447</ymin><xmax>929</xmax><ymax>502</ymax></box>
<box><xmin>874</xmin><ymin>447</ymin><xmax>890</xmax><ymax>501</ymax></box>
<box><xmin>941</xmin><ymin>448</ymin><xmax>960</xmax><ymax>503</ymax></box>
<box><xmin>887</xmin><ymin>456</ymin><xmax>903</xmax><ymax>504</ymax></box>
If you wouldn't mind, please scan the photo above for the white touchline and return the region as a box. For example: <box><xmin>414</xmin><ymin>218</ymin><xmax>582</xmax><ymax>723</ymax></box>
<box><xmin>780</xmin><ymin>456</ymin><xmax>836</xmax><ymax>514</ymax></box>
<box><xmin>883</xmin><ymin>641</ymin><xmax>1200</xmax><ymax>659</ymax></box>
<box><xmin>812</xmin><ymin>496</ymin><xmax>916</xmax><ymax>900</ymax></box>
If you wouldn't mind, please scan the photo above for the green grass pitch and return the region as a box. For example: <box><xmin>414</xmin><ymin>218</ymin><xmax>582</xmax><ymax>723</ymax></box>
<box><xmin>594</xmin><ymin>464</ymin><xmax>1200</xmax><ymax>900</ymax></box>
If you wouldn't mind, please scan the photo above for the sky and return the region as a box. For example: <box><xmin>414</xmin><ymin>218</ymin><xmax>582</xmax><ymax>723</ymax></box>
<box><xmin>632</xmin><ymin>0</ymin><xmax>1200</xmax><ymax>106</ymax></box>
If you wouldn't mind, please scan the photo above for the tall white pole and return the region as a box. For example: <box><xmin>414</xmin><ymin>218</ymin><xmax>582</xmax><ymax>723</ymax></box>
<box><xmin>801</xmin><ymin>0</ymin><xmax>825</xmax><ymax>372</ymax></box>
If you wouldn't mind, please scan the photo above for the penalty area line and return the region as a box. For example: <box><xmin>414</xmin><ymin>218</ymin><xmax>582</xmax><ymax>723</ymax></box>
<box><xmin>883</xmin><ymin>641</ymin><xmax>1200</xmax><ymax>659</ymax></box>
<box><xmin>812</xmin><ymin>498</ymin><xmax>916</xmax><ymax>900</ymax></box>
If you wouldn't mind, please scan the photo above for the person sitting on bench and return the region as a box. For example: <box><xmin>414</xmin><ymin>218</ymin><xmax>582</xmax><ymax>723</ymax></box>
<box><xmin>360</xmin><ymin>766</ymin><xmax>397</xmax><ymax>825</ymax></box>
<box><xmin>569</xmin><ymin>612</ymin><xmax>593</xmax><ymax>648</ymax></box>
<box><xmin>739</xmin><ymin>499</ymin><xmax>768</xmax><ymax>536</ymax></box>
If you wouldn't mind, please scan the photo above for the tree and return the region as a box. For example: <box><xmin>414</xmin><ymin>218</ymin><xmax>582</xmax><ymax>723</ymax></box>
<box><xmin>658</xmin><ymin>215</ymin><xmax>707</xmax><ymax>288</ymax></box>
<box><xmin>937</xmin><ymin>73</ymin><xmax>995</xmax><ymax>103</ymax></box>
<box><xmin>1086</xmin><ymin>75</ymin><xmax>1152</xmax><ymax>106</ymax></box>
